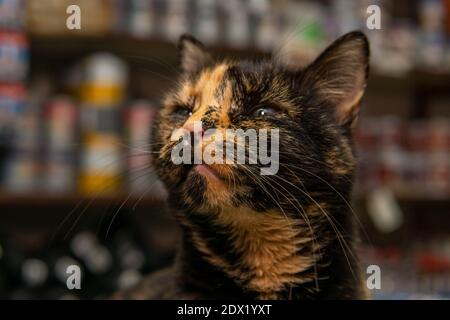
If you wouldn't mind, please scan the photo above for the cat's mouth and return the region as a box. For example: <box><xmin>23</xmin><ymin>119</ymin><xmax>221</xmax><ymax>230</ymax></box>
<box><xmin>194</xmin><ymin>164</ymin><xmax>224</xmax><ymax>182</ymax></box>
<box><xmin>186</xmin><ymin>163</ymin><xmax>233</xmax><ymax>190</ymax></box>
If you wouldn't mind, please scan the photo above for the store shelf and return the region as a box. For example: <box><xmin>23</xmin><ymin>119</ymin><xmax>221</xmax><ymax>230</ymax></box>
<box><xmin>29</xmin><ymin>34</ymin><xmax>450</xmax><ymax>80</ymax></box>
<box><xmin>354</xmin><ymin>189</ymin><xmax>450</xmax><ymax>205</ymax></box>
<box><xmin>29</xmin><ymin>34</ymin><xmax>270</xmax><ymax>62</ymax></box>
<box><xmin>0</xmin><ymin>192</ymin><xmax>166</xmax><ymax>208</ymax></box>
<box><xmin>0</xmin><ymin>191</ymin><xmax>448</xmax><ymax>208</ymax></box>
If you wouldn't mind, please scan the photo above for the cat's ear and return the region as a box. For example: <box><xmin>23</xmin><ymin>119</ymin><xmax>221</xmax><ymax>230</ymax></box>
<box><xmin>178</xmin><ymin>34</ymin><xmax>213</xmax><ymax>75</ymax></box>
<box><xmin>302</xmin><ymin>31</ymin><xmax>369</xmax><ymax>128</ymax></box>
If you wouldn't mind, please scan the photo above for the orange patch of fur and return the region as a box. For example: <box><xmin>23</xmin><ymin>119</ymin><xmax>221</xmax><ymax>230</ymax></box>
<box><xmin>188</xmin><ymin>207</ymin><xmax>320</xmax><ymax>299</ymax></box>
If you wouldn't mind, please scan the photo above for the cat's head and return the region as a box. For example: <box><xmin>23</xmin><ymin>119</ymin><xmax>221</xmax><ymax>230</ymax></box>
<box><xmin>153</xmin><ymin>32</ymin><xmax>369</xmax><ymax>215</ymax></box>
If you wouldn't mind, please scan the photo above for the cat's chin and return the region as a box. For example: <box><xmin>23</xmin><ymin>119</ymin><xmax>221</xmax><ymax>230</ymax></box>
<box><xmin>176</xmin><ymin>165</ymin><xmax>234</xmax><ymax>211</ymax></box>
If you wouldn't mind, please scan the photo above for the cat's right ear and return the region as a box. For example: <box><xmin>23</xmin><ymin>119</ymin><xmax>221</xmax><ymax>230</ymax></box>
<box><xmin>178</xmin><ymin>34</ymin><xmax>213</xmax><ymax>75</ymax></box>
<box><xmin>300</xmin><ymin>31</ymin><xmax>369</xmax><ymax>129</ymax></box>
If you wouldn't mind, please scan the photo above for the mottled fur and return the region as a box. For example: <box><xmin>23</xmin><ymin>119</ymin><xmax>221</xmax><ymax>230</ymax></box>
<box><xmin>117</xmin><ymin>31</ymin><xmax>370</xmax><ymax>300</ymax></box>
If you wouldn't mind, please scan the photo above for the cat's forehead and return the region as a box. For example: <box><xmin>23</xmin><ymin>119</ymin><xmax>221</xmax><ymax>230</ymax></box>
<box><xmin>194</xmin><ymin>63</ymin><xmax>230</xmax><ymax>103</ymax></box>
<box><xmin>172</xmin><ymin>61</ymin><xmax>288</xmax><ymax>108</ymax></box>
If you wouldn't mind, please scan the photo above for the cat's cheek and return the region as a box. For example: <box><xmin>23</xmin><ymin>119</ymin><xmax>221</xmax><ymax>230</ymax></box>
<box><xmin>153</xmin><ymin>156</ymin><xmax>183</xmax><ymax>188</ymax></box>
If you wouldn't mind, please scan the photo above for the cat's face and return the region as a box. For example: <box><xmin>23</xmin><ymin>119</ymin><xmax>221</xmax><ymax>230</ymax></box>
<box><xmin>153</xmin><ymin>32</ymin><xmax>369</xmax><ymax>215</ymax></box>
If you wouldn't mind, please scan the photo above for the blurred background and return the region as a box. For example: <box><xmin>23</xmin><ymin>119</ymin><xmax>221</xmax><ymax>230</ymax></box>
<box><xmin>0</xmin><ymin>0</ymin><xmax>450</xmax><ymax>299</ymax></box>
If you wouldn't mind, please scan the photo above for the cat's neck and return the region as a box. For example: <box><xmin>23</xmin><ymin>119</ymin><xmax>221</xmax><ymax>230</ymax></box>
<box><xmin>176</xmin><ymin>206</ymin><xmax>328</xmax><ymax>299</ymax></box>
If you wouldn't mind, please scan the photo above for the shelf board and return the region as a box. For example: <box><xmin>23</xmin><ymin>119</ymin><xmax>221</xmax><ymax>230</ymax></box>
<box><xmin>28</xmin><ymin>33</ymin><xmax>450</xmax><ymax>81</ymax></box>
<box><xmin>29</xmin><ymin>34</ymin><xmax>269</xmax><ymax>62</ymax></box>
<box><xmin>0</xmin><ymin>191</ymin><xmax>448</xmax><ymax>207</ymax></box>
<box><xmin>353</xmin><ymin>191</ymin><xmax>450</xmax><ymax>205</ymax></box>
<box><xmin>0</xmin><ymin>192</ymin><xmax>166</xmax><ymax>208</ymax></box>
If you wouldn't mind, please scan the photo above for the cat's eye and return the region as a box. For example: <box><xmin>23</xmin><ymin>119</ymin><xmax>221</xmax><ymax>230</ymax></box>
<box><xmin>253</xmin><ymin>106</ymin><xmax>277</xmax><ymax>118</ymax></box>
<box><xmin>174</xmin><ymin>107</ymin><xmax>192</xmax><ymax>117</ymax></box>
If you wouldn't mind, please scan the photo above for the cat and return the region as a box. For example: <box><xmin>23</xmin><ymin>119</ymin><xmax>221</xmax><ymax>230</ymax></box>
<box><xmin>116</xmin><ymin>30</ymin><xmax>370</xmax><ymax>300</ymax></box>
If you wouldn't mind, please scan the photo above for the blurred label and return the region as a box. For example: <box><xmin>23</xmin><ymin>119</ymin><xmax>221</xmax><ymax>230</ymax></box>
<box><xmin>367</xmin><ymin>187</ymin><xmax>404</xmax><ymax>233</ymax></box>
<box><xmin>124</xmin><ymin>100</ymin><xmax>161</xmax><ymax>194</ymax></box>
<box><xmin>79</xmin><ymin>133</ymin><xmax>122</xmax><ymax>194</ymax></box>
<box><xmin>0</xmin><ymin>0</ymin><xmax>24</xmax><ymax>29</ymax></box>
<box><xmin>80</xmin><ymin>84</ymin><xmax>124</xmax><ymax>106</ymax></box>
<box><xmin>0</xmin><ymin>31</ymin><xmax>28</xmax><ymax>82</ymax></box>
<box><xmin>45</xmin><ymin>96</ymin><xmax>78</xmax><ymax>152</ymax></box>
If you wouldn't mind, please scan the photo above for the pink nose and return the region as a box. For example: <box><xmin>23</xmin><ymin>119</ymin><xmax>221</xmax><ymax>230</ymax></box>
<box><xmin>184</xmin><ymin>123</ymin><xmax>204</xmax><ymax>136</ymax></box>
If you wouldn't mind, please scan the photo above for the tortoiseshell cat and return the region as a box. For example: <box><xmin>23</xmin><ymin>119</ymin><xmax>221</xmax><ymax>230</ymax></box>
<box><xmin>117</xmin><ymin>31</ymin><xmax>370</xmax><ymax>300</ymax></box>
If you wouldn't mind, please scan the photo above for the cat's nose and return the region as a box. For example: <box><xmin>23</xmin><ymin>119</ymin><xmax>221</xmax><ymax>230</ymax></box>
<box><xmin>183</xmin><ymin>122</ymin><xmax>204</xmax><ymax>136</ymax></box>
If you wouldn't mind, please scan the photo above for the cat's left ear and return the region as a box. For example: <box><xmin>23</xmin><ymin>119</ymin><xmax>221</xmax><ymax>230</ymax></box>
<box><xmin>178</xmin><ymin>34</ymin><xmax>213</xmax><ymax>76</ymax></box>
<box><xmin>302</xmin><ymin>31</ymin><xmax>369</xmax><ymax>128</ymax></box>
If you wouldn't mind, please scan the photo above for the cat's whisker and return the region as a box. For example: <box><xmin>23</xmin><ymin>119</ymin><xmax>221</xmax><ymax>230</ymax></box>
<box><xmin>279</xmin><ymin>163</ymin><xmax>371</xmax><ymax>243</ymax></box>
<box><xmin>273</xmin><ymin>19</ymin><xmax>318</xmax><ymax>64</ymax></box>
<box><xmin>271</xmin><ymin>164</ymin><xmax>324</xmax><ymax>291</ymax></box>
<box><xmin>105</xmin><ymin>192</ymin><xmax>134</xmax><ymax>239</ymax></box>
<box><xmin>265</xmin><ymin>172</ymin><xmax>358</xmax><ymax>280</ymax></box>
<box><xmin>132</xmin><ymin>65</ymin><xmax>181</xmax><ymax>86</ymax></box>
<box><xmin>124</xmin><ymin>54</ymin><xmax>182</xmax><ymax>75</ymax></box>
<box><xmin>58</xmin><ymin>162</ymin><xmax>156</xmax><ymax>240</ymax></box>
<box><xmin>232</xmin><ymin>147</ymin><xmax>365</xmax><ymax>242</ymax></box>
<box><xmin>237</xmin><ymin>165</ymin><xmax>295</xmax><ymax>234</ymax></box>
<box><xmin>238</xmin><ymin>165</ymin><xmax>323</xmax><ymax>290</ymax></box>
<box><xmin>132</xmin><ymin>178</ymin><xmax>162</xmax><ymax>211</ymax></box>
<box><xmin>237</xmin><ymin>163</ymin><xmax>323</xmax><ymax>292</ymax></box>
<box><xmin>50</xmin><ymin>200</ymin><xmax>85</xmax><ymax>245</ymax></box>
<box><xmin>254</xmin><ymin>171</ymin><xmax>321</xmax><ymax>291</ymax></box>
<box><xmin>274</xmin><ymin>151</ymin><xmax>354</xmax><ymax>184</ymax></box>
<box><xmin>210</xmin><ymin>143</ymin><xmax>360</xmax><ymax>274</ymax></box>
